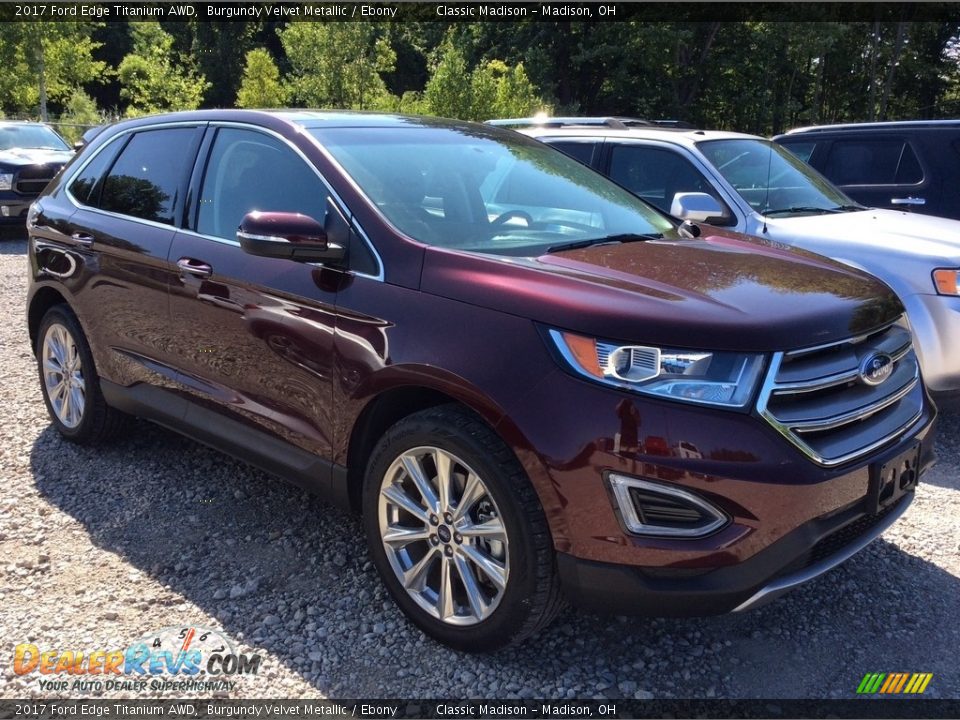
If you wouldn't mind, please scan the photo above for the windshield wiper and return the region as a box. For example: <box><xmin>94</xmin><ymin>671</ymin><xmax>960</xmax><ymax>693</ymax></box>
<box><xmin>761</xmin><ymin>206</ymin><xmax>844</xmax><ymax>217</ymax></box>
<box><xmin>546</xmin><ymin>233</ymin><xmax>661</xmax><ymax>254</ymax></box>
<box><xmin>833</xmin><ymin>204</ymin><xmax>864</xmax><ymax>212</ymax></box>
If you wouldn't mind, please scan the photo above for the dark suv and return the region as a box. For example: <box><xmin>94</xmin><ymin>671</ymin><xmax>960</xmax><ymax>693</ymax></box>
<box><xmin>775</xmin><ymin>120</ymin><xmax>960</xmax><ymax>220</ymax></box>
<box><xmin>0</xmin><ymin>122</ymin><xmax>73</xmax><ymax>228</ymax></box>
<box><xmin>27</xmin><ymin>110</ymin><xmax>935</xmax><ymax>651</ymax></box>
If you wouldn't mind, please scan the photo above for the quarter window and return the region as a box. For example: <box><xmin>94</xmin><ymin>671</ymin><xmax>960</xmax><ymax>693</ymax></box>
<box><xmin>197</xmin><ymin>128</ymin><xmax>326</xmax><ymax>240</ymax></box>
<box><xmin>823</xmin><ymin>139</ymin><xmax>923</xmax><ymax>185</ymax></box>
<box><xmin>547</xmin><ymin>140</ymin><xmax>597</xmax><ymax>166</ymax></box>
<box><xmin>99</xmin><ymin>128</ymin><xmax>197</xmax><ymax>225</ymax></box>
<box><xmin>68</xmin><ymin>140</ymin><xmax>123</xmax><ymax>206</ymax></box>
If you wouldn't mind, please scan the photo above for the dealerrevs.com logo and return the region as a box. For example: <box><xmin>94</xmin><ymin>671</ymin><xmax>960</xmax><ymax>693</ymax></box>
<box><xmin>13</xmin><ymin>626</ymin><xmax>261</xmax><ymax>693</ymax></box>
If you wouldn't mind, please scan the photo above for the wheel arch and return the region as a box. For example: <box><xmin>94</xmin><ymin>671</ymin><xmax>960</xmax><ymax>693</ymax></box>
<box><xmin>341</xmin><ymin>369</ymin><xmax>568</xmax><ymax>551</ymax></box>
<box><xmin>28</xmin><ymin>285</ymin><xmax>71</xmax><ymax>354</ymax></box>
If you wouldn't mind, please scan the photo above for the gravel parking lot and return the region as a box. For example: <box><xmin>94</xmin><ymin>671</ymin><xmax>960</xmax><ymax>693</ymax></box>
<box><xmin>1</xmin><ymin>236</ymin><xmax>958</xmax><ymax>701</ymax></box>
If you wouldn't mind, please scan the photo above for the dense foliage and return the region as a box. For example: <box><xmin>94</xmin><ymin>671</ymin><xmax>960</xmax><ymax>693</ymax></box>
<box><xmin>1</xmin><ymin>20</ymin><xmax>959</xmax><ymax>133</ymax></box>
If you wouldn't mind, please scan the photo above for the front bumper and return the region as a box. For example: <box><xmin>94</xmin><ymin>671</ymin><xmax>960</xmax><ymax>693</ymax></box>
<box><xmin>903</xmin><ymin>292</ymin><xmax>960</xmax><ymax>396</ymax></box>
<box><xmin>559</xmin><ymin>491</ymin><xmax>913</xmax><ymax>616</ymax></box>
<box><xmin>0</xmin><ymin>193</ymin><xmax>33</xmax><ymax>224</ymax></box>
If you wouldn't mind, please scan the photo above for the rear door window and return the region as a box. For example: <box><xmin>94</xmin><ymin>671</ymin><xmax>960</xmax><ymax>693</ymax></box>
<box><xmin>545</xmin><ymin>139</ymin><xmax>599</xmax><ymax>166</ymax></box>
<box><xmin>823</xmin><ymin>139</ymin><xmax>923</xmax><ymax>185</ymax></box>
<box><xmin>99</xmin><ymin>128</ymin><xmax>198</xmax><ymax>225</ymax></box>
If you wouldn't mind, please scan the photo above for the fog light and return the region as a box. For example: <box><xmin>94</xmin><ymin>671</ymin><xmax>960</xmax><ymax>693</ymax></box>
<box><xmin>608</xmin><ymin>473</ymin><xmax>729</xmax><ymax>538</ymax></box>
<box><xmin>1</xmin><ymin>206</ymin><xmax>9</xmax><ymax>217</ymax></box>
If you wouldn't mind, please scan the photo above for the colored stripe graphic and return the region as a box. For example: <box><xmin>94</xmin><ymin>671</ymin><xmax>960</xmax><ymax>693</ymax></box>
<box><xmin>857</xmin><ymin>673</ymin><xmax>932</xmax><ymax>694</ymax></box>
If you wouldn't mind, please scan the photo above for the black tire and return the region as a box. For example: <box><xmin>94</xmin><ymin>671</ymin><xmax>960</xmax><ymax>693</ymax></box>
<box><xmin>36</xmin><ymin>305</ymin><xmax>125</xmax><ymax>444</ymax></box>
<box><xmin>362</xmin><ymin>404</ymin><xmax>564</xmax><ymax>651</ymax></box>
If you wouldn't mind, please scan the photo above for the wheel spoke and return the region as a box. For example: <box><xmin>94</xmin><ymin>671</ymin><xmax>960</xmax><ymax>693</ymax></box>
<box><xmin>74</xmin><ymin>373</ymin><xmax>85</xmax><ymax>392</ymax></box>
<box><xmin>43</xmin><ymin>359</ymin><xmax>63</xmax><ymax>376</ymax></box>
<box><xmin>69</xmin><ymin>386</ymin><xmax>84</xmax><ymax>424</ymax></box>
<box><xmin>402</xmin><ymin>547</ymin><xmax>438</xmax><ymax>590</ymax></box>
<box><xmin>453</xmin><ymin>552</ymin><xmax>487</xmax><ymax>620</ymax></box>
<box><xmin>437</xmin><ymin>555</ymin><xmax>455</xmax><ymax>621</ymax></box>
<box><xmin>454</xmin><ymin>472</ymin><xmax>486</xmax><ymax>521</ymax></box>
<box><xmin>434</xmin><ymin>449</ymin><xmax>454</xmax><ymax>511</ymax></box>
<box><xmin>459</xmin><ymin>517</ymin><xmax>507</xmax><ymax>542</ymax></box>
<box><xmin>382</xmin><ymin>524</ymin><xmax>432</xmax><ymax>548</ymax></box>
<box><xmin>401</xmin><ymin>453</ymin><xmax>439</xmax><ymax>514</ymax></box>
<box><xmin>460</xmin><ymin>543</ymin><xmax>507</xmax><ymax>590</ymax></box>
<box><xmin>382</xmin><ymin>483</ymin><xmax>431</xmax><ymax>524</ymax></box>
<box><xmin>60</xmin><ymin>384</ymin><xmax>72</xmax><ymax>422</ymax></box>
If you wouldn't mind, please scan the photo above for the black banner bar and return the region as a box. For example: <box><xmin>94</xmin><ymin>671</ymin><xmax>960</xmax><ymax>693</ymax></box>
<box><xmin>2</xmin><ymin>699</ymin><xmax>960</xmax><ymax>720</ymax></box>
<box><xmin>5</xmin><ymin>2</ymin><xmax>960</xmax><ymax>23</ymax></box>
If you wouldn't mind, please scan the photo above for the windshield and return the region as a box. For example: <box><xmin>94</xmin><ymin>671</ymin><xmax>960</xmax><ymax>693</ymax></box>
<box><xmin>698</xmin><ymin>138</ymin><xmax>857</xmax><ymax>216</ymax></box>
<box><xmin>309</xmin><ymin>124</ymin><xmax>674</xmax><ymax>255</ymax></box>
<box><xmin>0</xmin><ymin>124</ymin><xmax>70</xmax><ymax>152</ymax></box>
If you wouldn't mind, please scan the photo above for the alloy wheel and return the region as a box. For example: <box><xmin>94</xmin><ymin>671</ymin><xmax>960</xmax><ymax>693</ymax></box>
<box><xmin>378</xmin><ymin>446</ymin><xmax>510</xmax><ymax>626</ymax></box>
<box><xmin>41</xmin><ymin>323</ymin><xmax>86</xmax><ymax>429</ymax></box>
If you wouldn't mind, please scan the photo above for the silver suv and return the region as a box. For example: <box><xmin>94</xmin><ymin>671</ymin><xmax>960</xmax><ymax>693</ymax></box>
<box><xmin>497</xmin><ymin>118</ymin><xmax>960</xmax><ymax>404</ymax></box>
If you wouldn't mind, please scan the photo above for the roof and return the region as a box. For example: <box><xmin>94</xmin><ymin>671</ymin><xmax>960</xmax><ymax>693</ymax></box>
<box><xmin>783</xmin><ymin>119</ymin><xmax>960</xmax><ymax>135</ymax></box>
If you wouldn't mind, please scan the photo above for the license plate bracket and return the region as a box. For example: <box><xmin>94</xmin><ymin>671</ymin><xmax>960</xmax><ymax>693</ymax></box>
<box><xmin>867</xmin><ymin>442</ymin><xmax>920</xmax><ymax>515</ymax></box>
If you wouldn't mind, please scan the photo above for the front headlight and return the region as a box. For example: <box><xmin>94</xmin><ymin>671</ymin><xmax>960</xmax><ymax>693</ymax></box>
<box><xmin>548</xmin><ymin>329</ymin><xmax>766</xmax><ymax>408</ymax></box>
<box><xmin>0</xmin><ymin>173</ymin><xmax>13</xmax><ymax>191</ymax></box>
<box><xmin>933</xmin><ymin>268</ymin><xmax>960</xmax><ymax>296</ymax></box>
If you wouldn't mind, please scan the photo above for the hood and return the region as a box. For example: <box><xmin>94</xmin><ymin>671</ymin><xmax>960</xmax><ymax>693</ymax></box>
<box><xmin>759</xmin><ymin>209</ymin><xmax>960</xmax><ymax>296</ymax></box>
<box><xmin>421</xmin><ymin>228</ymin><xmax>903</xmax><ymax>353</ymax></box>
<box><xmin>0</xmin><ymin>147</ymin><xmax>73</xmax><ymax>168</ymax></box>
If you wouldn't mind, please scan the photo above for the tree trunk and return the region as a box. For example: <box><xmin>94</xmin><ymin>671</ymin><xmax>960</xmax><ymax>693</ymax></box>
<box><xmin>38</xmin><ymin>44</ymin><xmax>48</xmax><ymax>122</ymax></box>
<box><xmin>878</xmin><ymin>21</ymin><xmax>908</xmax><ymax>121</ymax></box>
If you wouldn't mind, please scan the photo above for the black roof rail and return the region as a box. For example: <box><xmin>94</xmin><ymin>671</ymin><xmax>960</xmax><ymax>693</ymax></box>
<box><xmin>486</xmin><ymin>116</ymin><xmax>654</xmax><ymax>130</ymax></box>
<box><xmin>785</xmin><ymin>119</ymin><xmax>960</xmax><ymax>134</ymax></box>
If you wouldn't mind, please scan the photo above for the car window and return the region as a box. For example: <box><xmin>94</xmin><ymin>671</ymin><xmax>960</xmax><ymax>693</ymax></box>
<box><xmin>547</xmin><ymin>140</ymin><xmax>597</xmax><ymax>166</ymax></box>
<box><xmin>0</xmin><ymin>124</ymin><xmax>70</xmax><ymax>151</ymax></box>
<box><xmin>823</xmin><ymin>139</ymin><xmax>923</xmax><ymax>185</ymax></box>
<box><xmin>68</xmin><ymin>139</ymin><xmax>124</xmax><ymax>206</ymax></box>
<box><xmin>698</xmin><ymin>138</ymin><xmax>853</xmax><ymax>215</ymax></box>
<box><xmin>310</xmin><ymin>125</ymin><xmax>674</xmax><ymax>257</ymax></box>
<box><xmin>99</xmin><ymin>128</ymin><xmax>197</xmax><ymax>225</ymax></box>
<box><xmin>197</xmin><ymin>128</ymin><xmax>327</xmax><ymax>241</ymax></box>
<box><xmin>779</xmin><ymin>141</ymin><xmax>817</xmax><ymax>163</ymax></box>
<box><xmin>607</xmin><ymin>144</ymin><xmax>732</xmax><ymax>223</ymax></box>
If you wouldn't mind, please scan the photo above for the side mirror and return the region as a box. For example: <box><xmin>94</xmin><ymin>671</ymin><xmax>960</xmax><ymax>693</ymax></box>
<box><xmin>670</xmin><ymin>192</ymin><xmax>725</xmax><ymax>223</ymax></box>
<box><xmin>238</xmin><ymin>211</ymin><xmax>345</xmax><ymax>263</ymax></box>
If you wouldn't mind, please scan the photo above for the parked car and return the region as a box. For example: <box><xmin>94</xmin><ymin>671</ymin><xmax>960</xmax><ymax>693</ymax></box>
<box><xmin>774</xmin><ymin>120</ymin><xmax>960</xmax><ymax>220</ymax></box>
<box><xmin>0</xmin><ymin>122</ymin><xmax>73</xmax><ymax>228</ymax></box>
<box><xmin>509</xmin><ymin>118</ymin><xmax>960</xmax><ymax>404</ymax></box>
<box><xmin>27</xmin><ymin>110</ymin><xmax>935</xmax><ymax>651</ymax></box>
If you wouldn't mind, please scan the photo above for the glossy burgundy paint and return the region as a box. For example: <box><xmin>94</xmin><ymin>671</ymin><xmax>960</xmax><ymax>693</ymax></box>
<box><xmin>25</xmin><ymin>110</ymin><xmax>936</xmax><ymax>615</ymax></box>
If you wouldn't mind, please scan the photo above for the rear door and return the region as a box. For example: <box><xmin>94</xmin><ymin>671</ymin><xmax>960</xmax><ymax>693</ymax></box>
<box><xmin>61</xmin><ymin>125</ymin><xmax>205</xmax><ymax>387</ymax></box>
<box><xmin>817</xmin><ymin>135</ymin><xmax>934</xmax><ymax>214</ymax></box>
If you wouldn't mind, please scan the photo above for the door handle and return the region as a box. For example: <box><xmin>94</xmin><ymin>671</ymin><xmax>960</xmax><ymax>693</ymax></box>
<box><xmin>70</xmin><ymin>232</ymin><xmax>94</xmax><ymax>247</ymax></box>
<box><xmin>177</xmin><ymin>257</ymin><xmax>213</xmax><ymax>278</ymax></box>
<box><xmin>891</xmin><ymin>197</ymin><xmax>926</xmax><ymax>206</ymax></box>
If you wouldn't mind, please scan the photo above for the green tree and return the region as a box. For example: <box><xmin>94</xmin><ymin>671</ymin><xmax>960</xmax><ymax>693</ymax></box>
<box><xmin>423</xmin><ymin>40</ymin><xmax>472</xmax><ymax>119</ymax></box>
<box><xmin>57</xmin><ymin>89</ymin><xmax>101</xmax><ymax>144</ymax></box>
<box><xmin>117</xmin><ymin>22</ymin><xmax>209</xmax><ymax>116</ymax></box>
<box><xmin>0</xmin><ymin>23</ymin><xmax>107</xmax><ymax>119</ymax></box>
<box><xmin>280</xmin><ymin>23</ymin><xmax>396</xmax><ymax>109</ymax></box>
<box><xmin>236</xmin><ymin>48</ymin><xmax>286</xmax><ymax>108</ymax></box>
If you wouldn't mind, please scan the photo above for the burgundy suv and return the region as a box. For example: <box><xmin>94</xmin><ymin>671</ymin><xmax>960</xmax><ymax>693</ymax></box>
<box><xmin>26</xmin><ymin>111</ymin><xmax>935</xmax><ymax>651</ymax></box>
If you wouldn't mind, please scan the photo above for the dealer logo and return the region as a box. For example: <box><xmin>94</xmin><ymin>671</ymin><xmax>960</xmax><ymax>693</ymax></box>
<box><xmin>859</xmin><ymin>352</ymin><xmax>894</xmax><ymax>386</ymax></box>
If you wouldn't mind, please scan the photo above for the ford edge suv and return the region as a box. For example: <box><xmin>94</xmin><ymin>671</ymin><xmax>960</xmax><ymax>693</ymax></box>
<box><xmin>26</xmin><ymin>111</ymin><xmax>936</xmax><ymax>651</ymax></box>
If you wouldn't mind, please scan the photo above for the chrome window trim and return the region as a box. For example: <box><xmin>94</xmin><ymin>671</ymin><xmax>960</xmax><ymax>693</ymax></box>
<box><xmin>60</xmin><ymin>119</ymin><xmax>384</xmax><ymax>282</ymax></box>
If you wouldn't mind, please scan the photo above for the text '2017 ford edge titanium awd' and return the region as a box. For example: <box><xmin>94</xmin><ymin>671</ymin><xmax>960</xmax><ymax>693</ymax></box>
<box><xmin>27</xmin><ymin>111</ymin><xmax>936</xmax><ymax>651</ymax></box>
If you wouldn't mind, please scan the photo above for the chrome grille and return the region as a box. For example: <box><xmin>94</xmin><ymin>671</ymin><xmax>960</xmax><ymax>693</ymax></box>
<box><xmin>14</xmin><ymin>164</ymin><xmax>63</xmax><ymax>196</ymax></box>
<box><xmin>757</xmin><ymin>321</ymin><xmax>923</xmax><ymax>467</ymax></box>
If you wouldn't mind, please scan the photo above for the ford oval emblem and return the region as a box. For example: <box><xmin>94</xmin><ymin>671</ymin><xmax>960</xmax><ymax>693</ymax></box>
<box><xmin>859</xmin><ymin>352</ymin><xmax>894</xmax><ymax>386</ymax></box>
